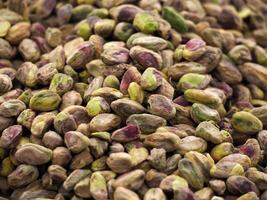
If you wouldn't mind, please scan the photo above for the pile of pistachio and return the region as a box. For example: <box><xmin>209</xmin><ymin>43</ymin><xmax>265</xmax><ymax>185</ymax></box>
<box><xmin>1</xmin><ymin>0</ymin><xmax>267</xmax><ymax>199</ymax></box>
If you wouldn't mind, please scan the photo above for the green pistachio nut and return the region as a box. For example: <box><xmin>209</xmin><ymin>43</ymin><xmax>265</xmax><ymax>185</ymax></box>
<box><xmin>112</xmin><ymin>169</ymin><xmax>145</xmax><ymax>190</ymax></box>
<box><xmin>17</xmin><ymin>109</ymin><xmax>36</xmax><ymax>129</ymax></box>
<box><xmin>7</xmin><ymin>164</ymin><xmax>39</xmax><ymax>188</ymax></box>
<box><xmin>133</xmin><ymin>12</ymin><xmax>159</xmax><ymax>34</ymax></box>
<box><xmin>210</xmin><ymin>142</ymin><xmax>235</xmax><ymax>162</ymax></box>
<box><xmin>114</xmin><ymin>22</ymin><xmax>135</xmax><ymax>41</ymax></box>
<box><xmin>128</xmin><ymin>82</ymin><xmax>144</xmax><ymax>104</ymax></box>
<box><xmin>231</xmin><ymin>111</ymin><xmax>263</xmax><ymax>134</ymax></box>
<box><xmin>89</xmin><ymin>113</ymin><xmax>121</xmax><ymax>132</ymax></box>
<box><xmin>29</xmin><ymin>90</ymin><xmax>61</xmax><ymax>111</ymax></box>
<box><xmin>45</xmin><ymin>27</ymin><xmax>62</xmax><ymax>48</ymax></box>
<box><xmin>0</xmin><ymin>157</ymin><xmax>14</xmax><ymax>177</ymax></box>
<box><xmin>31</xmin><ymin>112</ymin><xmax>56</xmax><ymax>137</ymax></box>
<box><xmin>228</xmin><ymin>45</ymin><xmax>252</xmax><ymax>64</ymax></box>
<box><xmin>144</xmin><ymin>131</ymin><xmax>181</xmax><ymax>152</ymax></box>
<box><xmin>195</xmin><ymin>121</ymin><xmax>232</xmax><ymax>144</ymax></box>
<box><xmin>86</xmin><ymin>96</ymin><xmax>110</xmax><ymax>117</ymax></box>
<box><xmin>94</xmin><ymin>19</ymin><xmax>116</xmax><ymax>38</ymax></box>
<box><xmin>49</xmin><ymin>73</ymin><xmax>74</xmax><ymax>96</ymax></box>
<box><xmin>178</xmin><ymin>158</ymin><xmax>204</xmax><ymax>190</ymax></box>
<box><xmin>184</xmin><ymin>89</ymin><xmax>222</xmax><ymax>108</ymax></box>
<box><xmin>90</xmin><ymin>172</ymin><xmax>108</xmax><ymax>200</ymax></box>
<box><xmin>6</xmin><ymin>22</ymin><xmax>30</xmax><ymax>45</ymax></box>
<box><xmin>162</xmin><ymin>7</ymin><xmax>188</xmax><ymax>33</ymax></box>
<box><xmin>190</xmin><ymin>103</ymin><xmax>221</xmax><ymax>124</ymax></box>
<box><xmin>103</xmin><ymin>75</ymin><xmax>120</xmax><ymax>89</ymax></box>
<box><xmin>177</xmin><ymin>136</ymin><xmax>207</xmax><ymax>155</ymax></box>
<box><xmin>160</xmin><ymin>175</ymin><xmax>188</xmax><ymax>192</ymax></box>
<box><xmin>141</xmin><ymin>67</ymin><xmax>163</xmax><ymax>91</ymax></box>
<box><xmin>63</xmin><ymin>169</ymin><xmax>91</xmax><ymax>191</ymax></box>
<box><xmin>64</xmin><ymin>131</ymin><xmax>90</xmax><ymax>154</ymax></box>
<box><xmin>0</xmin><ymin>21</ymin><xmax>11</xmax><ymax>37</ymax></box>
<box><xmin>71</xmin><ymin>4</ymin><xmax>93</xmax><ymax>21</ymax></box>
<box><xmin>177</xmin><ymin>73</ymin><xmax>211</xmax><ymax>92</ymax></box>
<box><xmin>132</xmin><ymin>35</ymin><xmax>169</xmax><ymax>51</ymax></box>
<box><xmin>0</xmin><ymin>99</ymin><xmax>26</xmax><ymax>117</ymax></box>
<box><xmin>74</xmin><ymin>176</ymin><xmax>91</xmax><ymax>198</ymax></box>
<box><xmin>16</xmin><ymin>62</ymin><xmax>38</xmax><ymax>87</ymax></box>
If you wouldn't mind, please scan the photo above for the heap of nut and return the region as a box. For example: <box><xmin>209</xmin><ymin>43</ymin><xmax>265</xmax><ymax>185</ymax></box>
<box><xmin>0</xmin><ymin>0</ymin><xmax>267</xmax><ymax>199</ymax></box>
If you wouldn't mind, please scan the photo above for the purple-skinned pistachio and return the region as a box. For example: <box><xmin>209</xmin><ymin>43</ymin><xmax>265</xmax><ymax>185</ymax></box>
<box><xmin>130</xmin><ymin>46</ymin><xmax>163</xmax><ymax>70</ymax></box>
<box><xmin>120</xmin><ymin>66</ymin><xmax>142</xmax><ymax>94</ymax></box>
<box><xmin>238</xmin><ymin>139</ymin><xmax>261</xmax><ymax>166</ymax></box>
<box><xmin>0</xmin><ymin>99</ymin><xmax>26</xmax><ymax>118</ymax></box>
<box><xmin>18</xmin><ymin>39</ymin><xmax>40</xmax><ymax>62</ymax></box>
<box><xmin>183</xmin><ymin>38</ymin><xmax>206</xmax><ymax>61</ymax></box>
<box><xmin>15</xmin><ymin>143</ymin><xmax>53</xmax><ymax>165</ymax></box>
<box><xmin>127</xmin><ymin>114</ymin><xmax>167</xmax><ymax>134</ymax></box>
<box><xmin>70</xmin><ymin>148</ymin><xmax>94</xmax><ymax>169</ymax></box>
<box><xmin>91</xmin><ymin>87</ymin><xmax>124</xmax><ymax>104</ymax></box>
<box><xmin>52</xmin><ymin>147</ymin><xmax>72</xmax><ymax>167</ymax></box>
<box><xmin>30</xmin><ymin>22</ymin><xmax>45</xmax><ymax>37</ymax></box>
<box><xmin>142</xmin><ymin>68</ymin><xmax>163</xmax><ymax>92</ymax></box>
<box><xmin>37</xmin><ymin>63</ymin><xmax>58</xmax><ymax>85</ymax></box>
<box><xmin>111</xmin><ymin>124</ymin><xmax>140</xmax><ymax>142</ymax></box>
<box><xmin>0</xmin><ymin>74</ymin><xmax>12</xmax><ymax>94</ymax></box>
<box><xmin>16</xmin><ymin>62</ymin><xmax>38</xmax><ymax>88</ymax></box>
<box><xmin>7</xmin><ymin>164</ymin><xmax>39</xmax><ymax>188</ymax></box>
<box><xmin>101</xmin><ymin>46</ymin><xmax>130</xmax><ymax>65</ymax></box>
<box><xmin>66</xmin><ymin>41</ymin><xmax>95</xmax><ymax>69</ymax></box>
<box><xmin>64</xmin><ymin>131</ymin><xmax>90</xmax><ymax>154</ymax></box>
<box><xmin>42</xmin><ymin>131</ymin><xmax>63</xmax><ymax>150</ymax></box>
<box><xmin>31</xmin><ymin>0</ymin><xmax>57</xmax><ymax>19</ymax></box>
<box><xmin>111</xmin><ymin>99</ymin><xmax>146</xmax><ymax>119</ymax></box>
<box><xmin>110</xmin><ymin>4</ymin><xmax>141</xmax><ymax>22</ymax></box>
<box><xmin>147</xmin><ymin>94</ymin><xmax>176</xmax><ymax>119</ymax></box>
<box><xmin>63</xmin><ymin>169</ymin><xmax>91</xmax><ymax>191</ymax></box>
<box><xmin>57</xmin><ymin>3</ymin><xmax>73</xmax><ymax>26</ymax></box>
<box><xmin>226</xmin><ymin>175</ymin><xmax>259</xmax><ymax>196</ymax></box>
<box><xmin>0</xmin><ymin>125</ymin><xmax>22</xmax><ymax>149</ymax></box>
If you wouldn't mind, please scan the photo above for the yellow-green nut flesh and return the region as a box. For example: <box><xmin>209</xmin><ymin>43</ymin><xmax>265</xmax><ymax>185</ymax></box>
<box><xmin>133</xmin><ymin>12</ymin><xmax>159</xmax><ymax>34</ymax></box>
<box><xmin>231</xmin><ymin>111</ymin><xmax>263</xmax><ymax>134</ymax></box>
<box><xmin>29</xmin><ymin>90</ymin><xmax>61</xmax><ymax>111</ymax></box>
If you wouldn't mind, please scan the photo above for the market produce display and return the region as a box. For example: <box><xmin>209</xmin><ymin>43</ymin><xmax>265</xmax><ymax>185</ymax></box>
<box><xmin>0</xmin><ymin>0</ymin><xmax>267</xmax><ymax>199</ymax></box>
